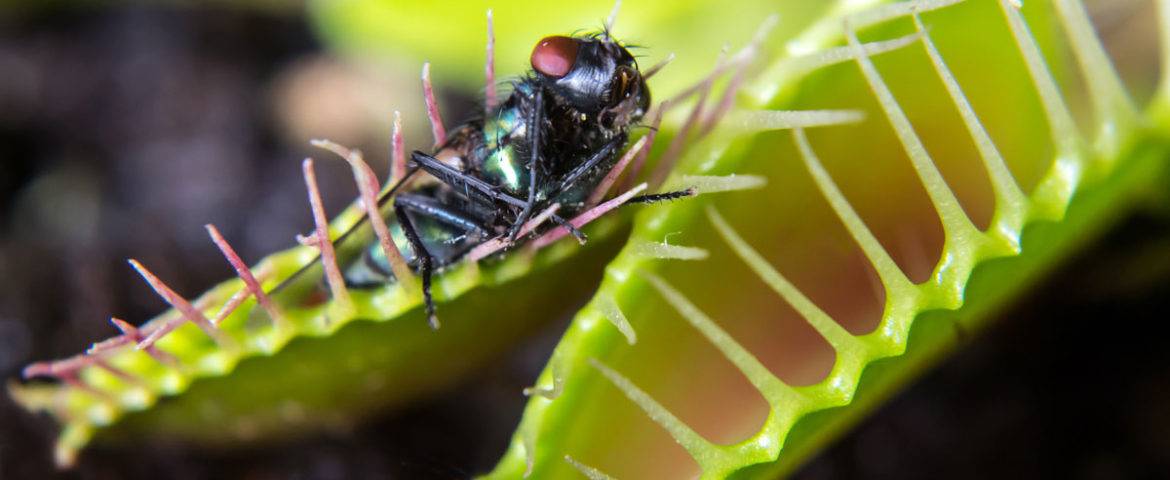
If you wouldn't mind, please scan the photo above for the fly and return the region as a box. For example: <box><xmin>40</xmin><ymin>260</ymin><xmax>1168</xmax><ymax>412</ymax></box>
<box><xmin>278</xmin><ymin>13</ymin><xmax>694</xmax><ymax>329</ymax></box>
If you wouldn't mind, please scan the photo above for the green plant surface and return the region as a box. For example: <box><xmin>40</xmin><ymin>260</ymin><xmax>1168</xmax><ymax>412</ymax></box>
<box><xmin>10</xmin><ymin>0</ymin><xmax>1170</xmax><ymax>477</ymax></box>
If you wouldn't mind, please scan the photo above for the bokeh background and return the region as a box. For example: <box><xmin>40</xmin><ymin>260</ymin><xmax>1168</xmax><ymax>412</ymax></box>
<box><xmin>1</xmin><ymin>0</ymin><xmax>1169</xmax><ymax>478</ymax></box>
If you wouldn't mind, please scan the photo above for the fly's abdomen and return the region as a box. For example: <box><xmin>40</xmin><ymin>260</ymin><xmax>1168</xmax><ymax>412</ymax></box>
<box><xmin>343</xmin><ymin>208</ymin><xmax>483</xmax><ymax>287</ymax></box>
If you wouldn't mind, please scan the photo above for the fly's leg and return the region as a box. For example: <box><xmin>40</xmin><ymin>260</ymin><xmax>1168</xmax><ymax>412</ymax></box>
<box><xmin>549</xmin><ymin>214</ymin><xmax>587</xmax><ymax>244</ymax></box>
<box><xmin>508</xmin><ymin>88</ymin><xmax>544</xmax><ymax>241</ymax></box>
<box><xmin>409</xmin><ymin>151</ymin><xmax>528</xmax><ymax>209</ymax></box>
<box><xmin>395</xmin><ymin>193</ymin><xmax>492</xmax><ymax>239</ymax></box>
<box><xmin>626</xmin><ymin>188</ymin><xmax>697</xmax><ymax>205</ymax></box>
<box><xmin>394</xmin><ymin>201</ymin><xmax>440</xmax><ymax>330</ymax></box>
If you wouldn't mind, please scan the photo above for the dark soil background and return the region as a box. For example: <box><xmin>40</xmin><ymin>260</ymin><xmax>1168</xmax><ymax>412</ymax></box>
<box><xmin>1</xmin><ymin>4</ymin><xmax>1168</xmax><ymax>479</ymax></box>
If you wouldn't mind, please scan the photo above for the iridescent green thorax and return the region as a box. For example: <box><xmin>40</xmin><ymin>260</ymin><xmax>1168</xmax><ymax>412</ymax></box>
<box><xmin>480</xmin><ymin>103</ymin><xmax>529</xmax><ymax>197</ymax></box>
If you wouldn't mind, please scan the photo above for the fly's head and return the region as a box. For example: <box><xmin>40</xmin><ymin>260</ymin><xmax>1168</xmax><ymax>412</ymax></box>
<box><xmin>530</xmin><ymin>33</ymin><xmax>650</xmax><ymax>134</ymax></box>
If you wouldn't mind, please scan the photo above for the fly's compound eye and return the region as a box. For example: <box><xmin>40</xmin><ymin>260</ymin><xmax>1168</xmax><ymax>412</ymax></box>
<box><xmin>531</xmin><ymin>36</ymin><xmax>579</xmax><ymax>78</ymax></box>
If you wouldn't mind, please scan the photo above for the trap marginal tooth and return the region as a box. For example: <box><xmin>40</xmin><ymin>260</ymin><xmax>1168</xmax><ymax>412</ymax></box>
<box><xmin>763</xmin><ymin>32</ymin><xmax>923</xmax><ymax>99</ymax></box>
<box><xmin>467</xmin><ymin>203</ymin><xmax>560</xmax><ymax>262</ymax></box>
<box><xmin>60</xmin><ymin>374</ymin><xmax>117</xmax><ymax>406</ymax></box>
<box><xmin>621</xmin><ymin>104</ymin><xmax>664</xmax><ymax>192</ymax></box>
<box><xmin>998</xmin><ymin>0</ymin><xmax>1083</xmax><ymax>159</ymax></box>
<box><xmin>642</xmin><ymin>52</ymin><xmax>675</xmax><ymax>79</ymax></box>
<box><xmin>844</xmin><ymin>20</ymin><xmax>982</xmax><ymax>247</ymax></box>
<box><xmin>128</xmin><ymin>259</ymin><xmax>235</xmax><ymax>350</ymax></box>
<box><xmin>912</xmin><ymin>12</ymin><xmax>1027</xmax><ymax>247</ymax></box>
<box><xmin>485</xmin><ymin>9</ymin><xmax>497</xmax><ymax>113</ymax></box>
<box><xmin>532</xmin><ymin>183</ymin><xmax>648</xmax><ymax>250</ymax></box>
<box><xmin>209</xmin><ymin>289</ymin><xmax>250</xmax><ymax>327</ymax></box>
<box><xmin>604</xmin><ymin>0</ymin><xmax>621</xmax><ymax>33</ymax></box>
<box><xmin>522</xmin><ymin>363</ymin><xmax>563</xmax><ymax>400</ymax></box>
<box><xmin>94</xmin><ymin>359</ymin><xmax>150</xmax><ymax>390</ymax></box>
<box><xmin>314</xmin><ymin>141</ymin><xmax>417</xmax><ymax>289</ymax></box>
<box><xmin>587</xmin><ymin>357</ymin><xmax>726</xmax><ymax>471</ymax></box>
<box><xmin>301</xmin><ymin>158</ymin><xmax>354</xmax><ymax>316</ymax></box>
<box><xmin>792</xmin><ymin>128</ymin><xmax>915</xmax><ymax>299</ymax></box>
<box><xmin>722</xmin><ymin>109</ymin><xmax>865</xmax><ymax>134</ymax></box>
<box><xmin>597</xmin><ymin>293</ymin><xmax>637</xmax><ymax>345</ymax></box>
<box><xmin>206</xmin><ymin>224</ymin><xmax>289</xmax><ymax>330</ymax></box>
<box><xmin>563</xmin><ymin>455</ymin><xmax>617</xmax><ymax>480</ymax></box>
<box><xmin>588</xmin><ymin>135</ymin><xmax>648</xmax><ymax>207</ymax></box>
<box><xmin>630</xmin><ymin>241</ymin><xmax>708</xmax><ymax>261</ymax></box>
<box><xmin>650</xmin><ymin>53</ymin><xmax>720</xmax><ymax>189</ymax></box>
<box><xmin>674</xmin><ymin>174</ymin><xmax>766</xmax><ymax>194</ymax></box>
<box><xmin>1052</xmin><ymin>0</ymin><xmax>1137</xmax><ymax>156</ymax></box>
<box><xmin>706</xmin><ymin>206</ymin><xmax>861</xmax><ymax>353</ymax></box>
<box><xmin>700</xmin><ymin>15</ymin><xmax>778</xmax><ymax>137</ymax></box>
<box><xmin>391</xmin><ymin>110</ymin><xmax>407</xmax><ymax>184</ymax></box>
<box><xmin>421</xmin><ymin>62</ymin><xmax>447</xmax><ymax>147</ymax></box>
<box><xmin>845</xmin><ymin>0</ymin><xmax>965</xmax><ymax>31</ymax></box>
<box><xmin>641</xmin><ymin>272</ymin><xmax>795</xmax><ymax>405</ymax></box>
<box><xmin>666</xmin><ymin>14</ymin><xmax>777</xmax><ymax>107</ymax></box>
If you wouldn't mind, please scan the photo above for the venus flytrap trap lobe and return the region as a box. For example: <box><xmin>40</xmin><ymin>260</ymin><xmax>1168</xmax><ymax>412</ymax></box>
<box><xmin>488</xmin><ymin>0</ymin><xmax>1170</xmax><ymax>478</ymax></box>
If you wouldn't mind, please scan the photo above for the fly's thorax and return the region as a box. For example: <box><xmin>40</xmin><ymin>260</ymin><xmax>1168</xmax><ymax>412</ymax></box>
<box><xmin>479</xmin><ymin>101</ymin><xmax>531</xmax><ymax>197</ymax></box>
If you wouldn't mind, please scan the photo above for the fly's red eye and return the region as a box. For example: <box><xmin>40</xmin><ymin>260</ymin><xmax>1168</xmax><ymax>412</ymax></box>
<box><xmin>530</xmin><ymin>36</ymin><xmax>578</xmax><ymax>78</ymax></box>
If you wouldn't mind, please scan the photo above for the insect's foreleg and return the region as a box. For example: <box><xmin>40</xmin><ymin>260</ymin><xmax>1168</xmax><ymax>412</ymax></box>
<box><xmin>409</xmin><ymin>151</ymin><xmax>527</xmax><ymax>209</ymax></box>
<box><xmin>508</xmin><ymin>88</ymin><xmax>545</xmax><ymax>241</ymax></box>
<box><xmin>394</xmin><ymin>201</ymin><xmax>439</xmax><ymax>330</ymax></box>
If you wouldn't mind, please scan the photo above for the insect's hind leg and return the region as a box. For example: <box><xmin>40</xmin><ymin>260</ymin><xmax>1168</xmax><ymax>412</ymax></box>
<box><xmin>393</xmin><ymin>201</ymin><xmax>440</xmax><ymax>330</ymax></box>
